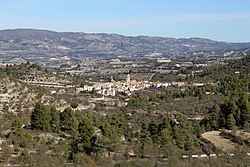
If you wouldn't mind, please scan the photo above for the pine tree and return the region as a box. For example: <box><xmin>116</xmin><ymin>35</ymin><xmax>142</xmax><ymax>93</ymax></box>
<box><xmin>173</xmin><ymin>125</ymin><xmax>185</xmax><ymax>149</ymax></box>
<box><xmin>140</xmin><ymin>122</ymin><xmax>152</xmax><ymax>157</ymax></box>
<box><xmin>227</xmin><ymin>114</ymin><xmax>236</xmax><ymax>130</ymax></box>
<box><xmin>210</xmin><ymin>104</ymin><xmax>220</xmax><ymax>130</ymax></box>
<box><xmin>157</xmin><ymin>128</ymin><xmax>173</xmax><ymax>145</ymax></box>
<box><xmin>238</xmin><ymin>95</ymin><xmax>250</xmax><ymax>126</ymax></box>
<box><xmin>77</xmin><ymin>119</ymin><xmax>94</xmax><ymax>154</ymax></box>
<box><xmin>60</xmin><ymin>107</ymin><xmax>79</xmax><ymax>136</ymax></box>
<box><xmin>148</xmin><ymin>121</ymin><xmax>161</xmax><ymax>143</ymax></box>
<box><xmin>30</xmin><ymin>102</ymin><xmax>51</xmax><ymax>131</ymax></box>
<box><xmin>218</xmin><ymin>112</ymin><xmax>226</xmax><ymax>128</ymax></box>
<box><xmin>98</xmin><ymin>123</ymin><xmax>121</xmax><ymax>153</ymax></box>
<box><xmin>159</xmin><ymin>116</ymin><xmax>173</xmax><ymax>131</ymax></box>
<box><xmin>50</xmin><ymin>107</ymin><xmax>60</xmax><ymax>132</ymax></box>
<box><xmin>184</xmin><ymin>134</ymin><xmax>195</xmax><ymax>151</ymax></box>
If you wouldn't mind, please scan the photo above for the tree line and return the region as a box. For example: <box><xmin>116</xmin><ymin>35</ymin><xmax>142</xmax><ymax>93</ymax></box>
<box><xmin>200</xmin><ymin>93</ymin><xmax>250</xmax><ymax>131</ymax></box>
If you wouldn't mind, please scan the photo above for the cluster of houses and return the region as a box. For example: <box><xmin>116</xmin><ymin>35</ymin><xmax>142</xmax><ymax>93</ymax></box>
<box><xmin>19</xmin><ymin>72</ymin><xmax>206</xmax><ymax>98</ymax></box>
<box><xmin>76</xmin><ymin>74</ymin><xmax>193</xmax><ymax>97</ymax></box>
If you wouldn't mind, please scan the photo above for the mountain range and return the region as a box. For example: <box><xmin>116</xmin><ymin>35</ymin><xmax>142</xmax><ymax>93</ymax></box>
<box><xmin>0</xmin><ymin>28</ymin><xmax>250</xmax><ymax>59</ymax></box>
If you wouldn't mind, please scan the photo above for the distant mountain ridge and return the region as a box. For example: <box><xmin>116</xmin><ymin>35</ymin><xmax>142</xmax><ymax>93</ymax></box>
<box><xmin>0</xmin><ymin>28</ymin><xmax>250</xmax><ymax>58</ymax></box>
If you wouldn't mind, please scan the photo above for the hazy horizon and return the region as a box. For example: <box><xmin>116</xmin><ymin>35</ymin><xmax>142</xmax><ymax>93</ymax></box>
<box><xmin>1</xmin><ymin>27</ymin><xmax>250</xmax><ymax>44</ymax></box>
<box><xmin>0</xmin><ymin>0</ymin><xmax>250</xmax><ymax>42</ymax></box>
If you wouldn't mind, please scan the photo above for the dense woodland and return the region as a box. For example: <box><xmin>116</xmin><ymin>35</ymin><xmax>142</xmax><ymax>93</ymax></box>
<box><xmin>0</xmin><ymin>55</ymin><xmax>249</xmax><ymax>166</ymax></box>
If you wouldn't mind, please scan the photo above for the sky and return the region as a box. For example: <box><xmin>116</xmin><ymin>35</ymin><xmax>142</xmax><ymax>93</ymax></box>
<box><xmin>0</xmin><ymin>0</ymin><xmax>250</xmax><ymax>42</ymax></box>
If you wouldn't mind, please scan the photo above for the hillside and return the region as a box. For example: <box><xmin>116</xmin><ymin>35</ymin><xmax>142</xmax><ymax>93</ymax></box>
<box><xmin>0</xmin><ymin>76</ymin><xmax>34</xmax><ymax>114</ymax></box>
<box><xmin>0</xmin><ymin>56</ymin><xmax>250</xmax><ymax>166</ymax></box>
<box><xmin>193</xmin><ymin>54</ymin><xmax>250</xmax><ymax>82</ymax></box>
<box><xmin>0</xmin><ymin>29</ymin><xmax>250</xmax><ymax>60</ymax></box>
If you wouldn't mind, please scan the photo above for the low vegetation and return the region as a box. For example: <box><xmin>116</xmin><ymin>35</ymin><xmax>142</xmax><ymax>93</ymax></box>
<box><xmin>0</xmin><ymin>55</ymin><xmax>249</xmax><ymax>166</ymax></box>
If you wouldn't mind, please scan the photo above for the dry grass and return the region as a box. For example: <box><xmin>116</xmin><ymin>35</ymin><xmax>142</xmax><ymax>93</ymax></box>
<box><xmin>202</xmin><ymin>131</ymin><xmax>238</xmax><ymax>151</ymax></box>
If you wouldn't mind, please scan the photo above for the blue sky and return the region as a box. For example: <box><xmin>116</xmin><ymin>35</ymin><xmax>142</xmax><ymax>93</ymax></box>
<box><xmin>0</xmin><ymin>0</ymin><xmax>250</xmax><ymax>42</ymax></box>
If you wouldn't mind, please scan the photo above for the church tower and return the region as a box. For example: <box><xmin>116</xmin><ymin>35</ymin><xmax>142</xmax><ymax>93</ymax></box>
<box><xmin>126</xmin><ymin>74</ymin><xmax>131</xmax><ymax>83</ymax></box>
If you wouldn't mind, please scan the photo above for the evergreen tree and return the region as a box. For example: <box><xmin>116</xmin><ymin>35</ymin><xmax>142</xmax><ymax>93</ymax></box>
<box><xmin>148</xmin><ymin>121</ymin><xmax>159</xmax><ymax>143</ymax></box>
<box><xmin>77</xmin><ymin>120</ymin><xmax>95</xmax><ymax>154</ymax></box>
<box><xmin>157</xmin><ymin>128</ymin><xmax>173</xmax><ymax>146</ymax></box>
<box><xmin>159</xmin><ymin>116</ymin><xmax>173</xmax><ymax>131</ymax></box>
<box><xmin>140</xmin><ymin>122</ymin><xmax>152</xmax><ymax>157</ymax></box>
<box><xmin>198</xmin><ymin>88</ymin><xmax>205</xmax><ymax>100</ymax></box>
<box><xmin>234</xmin><ymin>108</ymin><xmax>241</xmax><ymax>126</ymax></box>
<box><xmin>210</xmin><ymin>104</ymin><xmax>220</xmax><ymax>130</ymax></box>
<box><xmin>238</xmin><ymin>94</ymin><xmax>250</xmax><ymax>125</ymax></box>
<box><xmin>227</xmin><ymin>114</ymin><xmax>236</xmax><ymax>130</ymax></box>
<box><xmin>60</xmin><ymin>107</ymin><xmax>79</xmax><ymax>136</ymax></box>
<box><xmin>184</xmin><ymin>134</ymin><xmax>195</xmax><ymax>151</ymax></box>
<box><xmin>222</xmin><ymin>99</ymin><xmax>238</xmax><ymax>116</ymax></box>
<box><xmin>218</xmin><ymin>111</ymin><xmax>227</xmax><ymax>127</ymax></box>
<box><xmin>98</xmin><ymin>123</ymin><xmax>121</xmax><ymax>153</ymax></box>
<box><xmin>200</xmin><ymin>116</ymin><xmax>212</xmax><ymax>131</ymax></box>
<box><xmin>30</xmin><ymin>102</ymin><xmax>51</xmax><ymax>131</ymax></box>
<box><xmin>50</xmin><ymin>107</ymin><xmax>60</xmax><ymax>133</ymax></box>
<box><xmin>173</xmin><ymin>125</ymin><xmax>185</xmax><ymax>149</ymax></box>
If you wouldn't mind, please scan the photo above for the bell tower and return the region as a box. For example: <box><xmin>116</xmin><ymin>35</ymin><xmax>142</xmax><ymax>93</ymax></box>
<box><xmin>126</xmin><ymin>74</ymin><xmax>131</xmax><ymax>83</ymax></box>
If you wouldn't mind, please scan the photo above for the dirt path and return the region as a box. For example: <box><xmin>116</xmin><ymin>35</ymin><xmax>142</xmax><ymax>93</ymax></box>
<box><xmin>201</xmin><ymin>131</ymin><xmax>237</xmax><ymax>151</ymax></box>
<box><xmin>224</xmin><ymin>130</ymin><xmax>250</xmax><ymax>140</ymax></box>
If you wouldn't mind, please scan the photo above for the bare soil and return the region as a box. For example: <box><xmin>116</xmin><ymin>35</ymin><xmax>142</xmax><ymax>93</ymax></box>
<box><xmin>201</xmin><ymin>131</ymin><xmax>237</xmax><ymax>151</ymax></box>
<box><xmin>225</xmin><ymin>129</ymin><xmax>250</xmax><ymax>140</ymax></box>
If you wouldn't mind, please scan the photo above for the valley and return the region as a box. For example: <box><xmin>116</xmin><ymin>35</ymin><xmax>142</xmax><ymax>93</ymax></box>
<box><xmin>0</xmin><ymin>30</ymin><xmax>249</xmax><ymax>166</ymax></box>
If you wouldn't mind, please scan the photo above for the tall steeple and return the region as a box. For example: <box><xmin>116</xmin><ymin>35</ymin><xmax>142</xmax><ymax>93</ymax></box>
<box><xmin>126</xmin><ymin>74</ymin><xmax>131</xmax><ymax>83</ymax></box>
